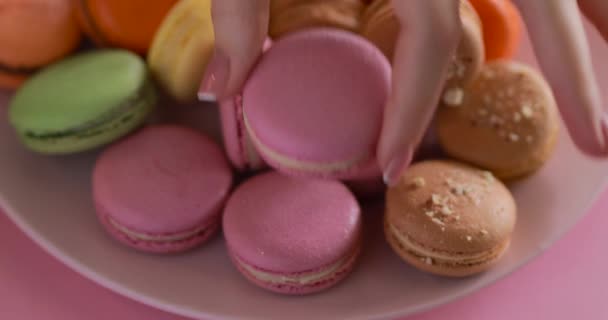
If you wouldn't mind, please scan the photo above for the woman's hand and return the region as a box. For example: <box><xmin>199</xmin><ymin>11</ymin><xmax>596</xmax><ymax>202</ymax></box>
<box><xmin>198</xmin><ymin>0</ymin><xmax>269</xmax><ymax>101</ymax></box>
<box><xmin>200</xmin><ymin>0</ymin><xmax>608</xmax><ymax>186</ymax></box>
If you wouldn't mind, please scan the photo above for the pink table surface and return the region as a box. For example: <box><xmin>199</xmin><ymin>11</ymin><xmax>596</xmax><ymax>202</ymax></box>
<box><xmin>1</xmin><ymin>187</ymin><xmax>607</xmax><ymax>320</ymax></box>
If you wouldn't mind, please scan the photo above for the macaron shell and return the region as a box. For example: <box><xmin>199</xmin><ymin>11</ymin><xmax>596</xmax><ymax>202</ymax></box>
<box><xmin>223</xmin><ymin>172</ymin><xmax>361</xmax><ymax>273</ymax></box>
<box><xmin>359</xmin><ymin>0</ymin><xmax>398</xmax><ymax>59</ymax></box>
<box><xmin>10</xmin><ymin>50</ymin><xmax>148</xmax><ymax>132</ymax></box>
<box><xmin>243</xmin><ymin>29</ymin><xmax>390</xmax><ymax>177</ymax></box>
<box><xmin>444</xmin><ymin>0</ymin><xmax>485</xmax><ymax>89</ymax></box>
<box><xmin>437</xmin><ymin>61</ymin><xmax>560</xmax><ymax>179</ymax></box>
<box><xmin>17</xmin><ymin>81</ymin><xmax>155</xmax><ymax>155</ymax></box>
<box><xmin>219</xmin><ymin>97</ymin><xmax>246</xmax><ymax>169</ymax></box>
<box><xmin>361</xmin><ymin>0</ymin><xmax>483</xmax><ymax>89</ymax></box>
<box><xmin>93</xmin><ymin>125</ymin><xmax>233</xmax><ymax>234</ymax></box>
<box><xmin>469</xmin><ymin>0</ymin><xmax>523</xmax><ymax>60</ymax></box>
<box><xmin>76</xmin><ymin>0</ymin><xmax>178</xmax><ymax>54</ymax></box>
<box><xmin>269</xmin><ymin>0</ymin><xmax>365</xmax><ymax>39</ymax></box>
<box><xmin>148</xmin><ymin>0</ymin><xmax>214</xmax><ymax>102</ymax></box>
<box><xmin>385</xmin><ymin>160</ymin><xmax>517</xmax><ymax>254</ymax></box>
<box><xmin>229</xmin><ymin>245</ymin><xmax>360</xmax><ymax>294</ymax></box>
<box><xmin>385</xmin><ymin>227</ymin><xmax>510</xmax><ymax>277</ymax></box>
<box><xmin>0</xmin><ymin>0</ymin><xmax>81</xmax><ymax>88</ymax></box>
<box><xmin>97</xmin><ymin>203</ymin><xmax>220</xmax><ymax>254</ymax></box>
<box><xmin>219</xmin><ymin>96</ymin><xmax>265</xmax><ymax>171</ymax></box>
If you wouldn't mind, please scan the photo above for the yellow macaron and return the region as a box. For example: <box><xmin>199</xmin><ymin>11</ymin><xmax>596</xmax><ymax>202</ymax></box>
<box><xmin>148</xmin><ymin>0</ymin><xmax>214</xmax><ymax>103</ymax></box>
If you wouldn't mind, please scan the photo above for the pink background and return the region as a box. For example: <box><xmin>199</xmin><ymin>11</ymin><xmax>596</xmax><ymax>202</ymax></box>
<box><xmin>2</xmin><ymin>187</ymin><xmax>608</xmax><ymax>319</ymax></box>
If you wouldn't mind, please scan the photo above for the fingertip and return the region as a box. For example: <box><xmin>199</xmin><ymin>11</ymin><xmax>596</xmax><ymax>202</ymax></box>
<box><xmin>198</xmin><ymin>48</ymin><xmax>231</xmax><ymax>102</ymax></box>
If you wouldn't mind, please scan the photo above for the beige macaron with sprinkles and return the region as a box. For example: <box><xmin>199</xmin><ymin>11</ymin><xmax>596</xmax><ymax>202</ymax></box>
<box><xmin>437</xmin><ymin>60</ymin><xmax>560</xmax><ymax>180</ymax></box>
<box><xmin>361</xmin><ymin>0</ymin><xmax>484</xmax><ymax>89</ymax></box>
<box><xmin>385</xmin><ymin>160</ymin><xmax>516</xmax><ymax>277</ymax></box>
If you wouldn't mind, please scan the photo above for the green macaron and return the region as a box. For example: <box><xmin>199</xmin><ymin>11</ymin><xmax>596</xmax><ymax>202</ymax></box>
<box><xmin>9</xmin><ymin>49</ymin><xmax>156</xmax><ymax>154</ymax></box>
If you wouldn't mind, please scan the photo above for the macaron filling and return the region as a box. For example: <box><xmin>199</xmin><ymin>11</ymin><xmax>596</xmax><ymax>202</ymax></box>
<box><xmin>388</xmin><ymin>223</ymin><xmax>507</xmax><ymax>267</ymax></box>
<box><xmin>244</xmin><ymin>114</ymin><xmax>372</xmax><ymax>174</ymax></box>
<box><xmin>232</xmin><ymin>247</ymin><xmax>359</xmax><ymax>286</ymax></box>
<box><xmin>21</xmin><ymin>78</ymin><xmax>155</xmax><ymax>143</ymax></box>
<box><xmin>105</xmin><ymin>215</ymin><xmax>217</xmax><ymax>243</ymax></box>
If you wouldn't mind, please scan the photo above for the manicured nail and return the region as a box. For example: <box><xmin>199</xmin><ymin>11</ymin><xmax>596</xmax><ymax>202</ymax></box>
<box><xmin>383</xmin><ymin>149</ymin><xmax>414</xmax><ymax>187</ymax></box>
<box><xmin>198</xmin><ymin>48</ymin><xmax>230</xmax><ymax>102</ymax></box>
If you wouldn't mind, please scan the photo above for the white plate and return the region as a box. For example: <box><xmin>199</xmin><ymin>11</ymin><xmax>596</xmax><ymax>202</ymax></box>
<box><xmin>2</xmin><ymin>24</ymin><xmax>608</xmax><ymax>320</ymax></box>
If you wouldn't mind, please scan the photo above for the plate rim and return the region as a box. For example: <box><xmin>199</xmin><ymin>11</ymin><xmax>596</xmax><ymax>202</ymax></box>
<box><xmin>2</xmin><ymin>174</ymin><xmax>608</xmax><ymax>320</ymax></box>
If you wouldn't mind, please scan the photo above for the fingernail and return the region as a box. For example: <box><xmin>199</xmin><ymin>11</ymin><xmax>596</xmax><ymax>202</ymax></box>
<box><xmin>383</xmin><ymin>149</ymin><xmax>414</xmax><ymax>187</ymax></box>
<box><xmin>198</xmin><ymin>48</ymin><xmax>230</xmax><ymax>102</ymax></box>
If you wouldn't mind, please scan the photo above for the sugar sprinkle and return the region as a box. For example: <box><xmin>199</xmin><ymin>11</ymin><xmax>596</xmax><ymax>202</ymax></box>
<box><xmin>431</xmin><ymin>194</ymin><xmax>442</xmax><ymax>205</ymax></box>
<box><xmin>432</xmin><ymin>218</ymin><xmax>445</xmax><ymax>226</ymax></box>
<box><xmin>521</xmin><ymin>104</ymin><xmax>534</xmax><ymax>118</ymax></box>
<box><xmin>411</xmin><ymin>177</ymin><xmax>426</xmax><ymax>188</ymax></box>
<box><xmin>482</xmin><ymin>171</ymin><xmax>495</xmax><ymax>182</ymax></box>
<box><xmin>513</xmin><ymin>112</ymin><xmax>522</xmax><ymax>122</ymax></box>
<box><xmin>443</xmin><ymin>87</ymin><xmax>464</xmax><ymax>107</ymax></box>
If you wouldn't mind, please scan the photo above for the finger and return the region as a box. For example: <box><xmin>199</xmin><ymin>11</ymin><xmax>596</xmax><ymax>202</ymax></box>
<box><xmin>378</xmin><ymin>0</ymin><xmax>461</xmax><ymax>185</ymax></box>
<box><xmin>579</xmin><ymin>0</ymin><xmax>608</xmax><ymax>42</ymax></box>
<box><xmin>199</xmin><ymin>0</ymin><xmax>269</xmax><ymax>101</ymax></box>
<box><xmin>512</xmin><ymin>0</ymin><xmax>607</xmax><ymax>156</ymax></box>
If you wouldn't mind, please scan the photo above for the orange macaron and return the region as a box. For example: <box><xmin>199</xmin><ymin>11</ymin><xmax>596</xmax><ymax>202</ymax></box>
<box><xmin>76</xmin><ymin>0</ymin><xmax>178</xmax><ymax>55</ymax></box>
<box><xmin>469</xmin><ymin>0</ymin><xmax>523</xmax><ymax>61</ymax></box>
<box><xmin>0</xmin><ymin>0</ymin><xmax>81</xmax><ymax>89</ymax></box>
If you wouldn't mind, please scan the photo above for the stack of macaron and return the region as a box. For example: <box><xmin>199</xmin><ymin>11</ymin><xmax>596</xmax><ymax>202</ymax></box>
<box><xmin>3</xmin><ymin>0</ymin><xmax>559</xmax><ymax>294</ymax></box>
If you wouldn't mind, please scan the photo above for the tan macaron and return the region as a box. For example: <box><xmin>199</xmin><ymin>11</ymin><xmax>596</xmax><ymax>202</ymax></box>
<box><xmin>385</xmin><ymin>160</ymin><xmax>516</xmax><ymax>277</ymax></box>
<box><xmin>269</xmin><ymin>0</ymin><xmax>365</xmax><ymax>39</ymax></box>
<box><xmin>436</xmin><ymin>61</ymin><xmax>560</xmax><ymax>180</ymax></box>
<box><xmin>360</xmin><ymin>0</ymin><xmax>484</xmax><ymax>88</ymax></box>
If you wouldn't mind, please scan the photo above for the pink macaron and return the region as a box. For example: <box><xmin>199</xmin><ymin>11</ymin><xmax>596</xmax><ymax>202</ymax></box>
<box><xmin>219</xmin><ymin>95</ymin><xmax>267</xmax><ymax>172</ymax></box>
<box><xmin>217</xmin><ymin>38</ymin><xmax>272</xmax><ymax>172</ymax></box>
<box><xmin>223</xmin><ymin>171</ymin><xmax>362</xmax><ymax>295</ymax></box>
<box><xmin>242</xmin><ymin>28</ymin><xmax>391</xmax><ymax>179</ymax></box>
<box><xmin>93</xmin><ymin>125</ymin><xmax>233</xmax><ymax>253</ymax></box>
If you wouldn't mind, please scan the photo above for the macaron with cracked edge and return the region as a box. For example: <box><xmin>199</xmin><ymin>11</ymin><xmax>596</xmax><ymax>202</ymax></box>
<box><xmin>76</xmin><ymin>0</ymin><xmax>178</xmax><ymax>55</ymax></box>
<box><xmin>0</xmin><ymin>0</ymin><xmax>81</xmax><ymax>89</ymax></box>
<box><xmin>223</xmin><ymin>171</ymin><xmax>362</xmax><ymax>294</ymax></box>
<box><xmin>436</xmin><ymin>61</ymin><xmax>559</xmax><ymax>180</ymax></box>
<box><xmin>9</xmin><ymin>50</ymin><xmax>156</xmax><ymax>154</ymax></box>
<box><xmin>385</xmin><ymin>160</ymin><xmax>516</xmax><ymax>277</ymax></box>
<box><xmin>360</xmin><ymin>0</ymin><xmax>484</xmax><ymax>90</ymax></box>
<box><xmin>93</xmin><ymin>125</ymin><xmax>232</xmax><ymax>254</ymax></box>
<box><xmin>269</xmin><ymin>0</ymin><xmax>365</xmax><ymax>39</ymax></box>
<box><xmin>242</xmin><ymin>28</ymin><xmax>391</xmax><ymax>179</ymax></box>
<box><xmin>148</xmin><ymin>0</ymin><xmax>214</xmax><ymax>103</ymax></box>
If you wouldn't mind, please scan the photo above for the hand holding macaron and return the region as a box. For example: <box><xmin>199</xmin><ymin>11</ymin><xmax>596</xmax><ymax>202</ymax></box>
<box><xmin>200</xmin><ymin>0</ymin><xmax>608</xmax><ymax>187</ymax></box>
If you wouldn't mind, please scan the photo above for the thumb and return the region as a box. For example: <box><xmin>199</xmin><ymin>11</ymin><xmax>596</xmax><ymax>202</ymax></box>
<box><xmin>199</xmin><ymin>0</ymin><xmax>269</xmax><ymax>102</ymax></box>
